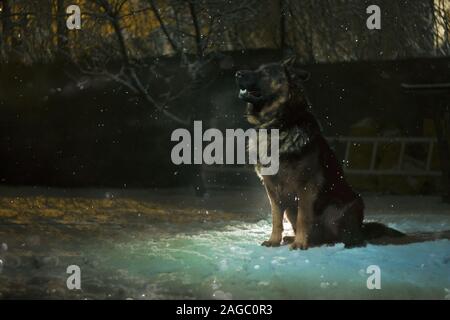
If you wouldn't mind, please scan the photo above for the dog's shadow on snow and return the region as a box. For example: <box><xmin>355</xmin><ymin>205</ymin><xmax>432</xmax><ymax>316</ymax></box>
<box><xmin>367</xmin><ymin>230</ymin><xmax>450</xmax><ymax>246</ymax></box>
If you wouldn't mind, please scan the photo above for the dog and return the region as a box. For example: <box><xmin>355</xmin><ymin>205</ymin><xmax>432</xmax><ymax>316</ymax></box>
<box><xmin>236</xmin><ymin>58</ymin><xmax>404</xmax><ymax>250</ymax></box>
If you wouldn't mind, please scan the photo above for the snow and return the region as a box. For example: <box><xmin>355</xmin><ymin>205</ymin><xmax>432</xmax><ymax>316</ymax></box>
<box><xmin>0</xmin><ymin>188</ymin><xmax>449</xmax><ymax>299</ymax></box>
<box><xmin>102</xmin><ymin>214</ymin><xmax>450</xmax><ymax>300</ymax></box>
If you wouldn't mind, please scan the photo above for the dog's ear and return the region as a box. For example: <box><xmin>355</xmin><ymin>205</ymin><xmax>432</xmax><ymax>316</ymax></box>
<box><xmin>282</xmin><ymin>56</ymin><xmax>310</xmax><ymax>82</ymax></box>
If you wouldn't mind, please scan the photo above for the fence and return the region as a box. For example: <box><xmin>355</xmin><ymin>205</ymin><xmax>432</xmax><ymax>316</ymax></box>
<box><xmin>203</xmin><ymin>136</ymin><xmax>442</xmax><ymax>188</ymax></box>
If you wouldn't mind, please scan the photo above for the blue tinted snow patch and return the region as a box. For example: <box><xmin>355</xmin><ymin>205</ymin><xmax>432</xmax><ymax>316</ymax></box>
<box><xmin>103</xmin><ymin>217</ymin><xmax>450</xmax><ymax>299</ymax></box>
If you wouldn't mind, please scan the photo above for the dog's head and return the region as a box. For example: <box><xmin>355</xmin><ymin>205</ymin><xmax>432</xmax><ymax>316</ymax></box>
<box><xmin>235</xmin><ymin>57</ymin><xmax>310</xmax><ymax>125</ymax></box>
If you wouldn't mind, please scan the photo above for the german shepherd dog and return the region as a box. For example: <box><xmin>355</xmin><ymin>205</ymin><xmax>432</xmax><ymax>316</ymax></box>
<box><xmin>236</xmin><ymin>58</ymin><xmax>404</xmax><ymax>250</ymax></box>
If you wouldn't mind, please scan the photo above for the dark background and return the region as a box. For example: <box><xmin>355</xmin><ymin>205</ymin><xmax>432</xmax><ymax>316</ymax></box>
<box><xmin>0</xmin><ymin>0</ymin><xmax>449</xmax><ymax>195</ymax></box>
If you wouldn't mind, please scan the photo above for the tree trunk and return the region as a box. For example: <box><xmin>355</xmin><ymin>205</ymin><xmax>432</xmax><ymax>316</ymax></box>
<box><xmin>1</xmin><ymin>0</ymin><xmax>12</xmax><ymax>58</ymax></box>
<box><xmin>148</xmin><ymin>0</ymin><xmax>178</xmax><ymax>53</ymax></box>
<box><xmin>55</xmin><ymin>0</ymin><xmax>68</xmax><ymax>60</ymax></box>
<box><xmin>279</xmin><ymin>0</ymin><xmax>286</xmax><ymax>53</ymax></box>
<box><xmin>187</xmin><ymin>1</ymin><xmax>203</xmax><ymax>58</ymax></box>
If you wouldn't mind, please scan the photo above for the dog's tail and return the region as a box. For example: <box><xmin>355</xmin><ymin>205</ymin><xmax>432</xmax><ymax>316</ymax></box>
<box><xmin>362</xmin><ymin>222</ymin><xmax>405</xmax><ymax>240</ymax></box>
<box><xmin>363</xmin><ymin>222</ymin><xmax>450</xmax><ymax>245</ymax></box>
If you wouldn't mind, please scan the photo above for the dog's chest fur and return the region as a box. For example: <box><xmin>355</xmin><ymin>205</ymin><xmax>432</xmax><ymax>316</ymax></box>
<box><xmin>251</xmin><ymin>120</ymin><xmax>318</xmax><ymax>181</ymax></box>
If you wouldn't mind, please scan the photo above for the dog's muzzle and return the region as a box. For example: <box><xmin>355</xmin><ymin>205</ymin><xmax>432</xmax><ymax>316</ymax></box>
<box><xmin>235</xmin><ymin>70</ymin><xmax>262</xmax><ymax>102</ymax></box>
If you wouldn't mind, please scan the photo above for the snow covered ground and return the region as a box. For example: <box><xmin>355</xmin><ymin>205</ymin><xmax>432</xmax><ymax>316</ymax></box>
<box><xmin>0</xmin><ymin>187</ymin><xmax>449</xmax><ymax>299</ymax></box>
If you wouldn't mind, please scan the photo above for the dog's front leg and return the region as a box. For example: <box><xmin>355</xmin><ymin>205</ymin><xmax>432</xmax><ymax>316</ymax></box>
<box><xmin>262</xmin><ymin>200</ymin><xmax>284</xmax><ymax>247</ymax></box>
<box><xmin>290</xmin><ymin>189</ymin><xmax>315</xmax><ymax>250</ymax></box>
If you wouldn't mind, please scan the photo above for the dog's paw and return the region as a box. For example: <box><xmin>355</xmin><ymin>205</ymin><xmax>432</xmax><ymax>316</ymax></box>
<box><xmin>261</xmin><ymin>239</ymin><xmax>281</xmax><ymax>247</ymax></box>
<box><xmin>289</xmin><ymin>241</ymin><xmax>309</xmax><ymax>250</ymax></box>
<box><xmin>282</xmin><ymin>236</ymin><xmax>295</xmax><ymax>244</ymax></box>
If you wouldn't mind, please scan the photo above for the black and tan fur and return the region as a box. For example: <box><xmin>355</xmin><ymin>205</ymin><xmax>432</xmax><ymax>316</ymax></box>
<box><xmin>236</xmin><ymin>58</ymin><xmax>404</xmax><ymax>250</ymax></box>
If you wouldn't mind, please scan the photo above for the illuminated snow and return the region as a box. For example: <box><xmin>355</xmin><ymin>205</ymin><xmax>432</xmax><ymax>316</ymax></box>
<box><xmin>0</xmin><ymin>190</ymin><xmax>449</xmax><ymax>299</ymax></box>
<box><xmin>102</xmin><ymin>209</ymin><xmax>450</xmax><ymax>299</ymax></box>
